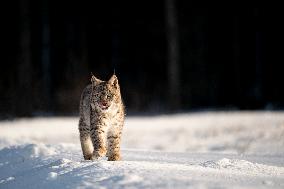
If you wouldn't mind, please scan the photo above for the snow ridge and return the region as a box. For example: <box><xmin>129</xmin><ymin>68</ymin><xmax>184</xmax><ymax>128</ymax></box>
<box><xmin>0</xmin><ymin>143</ymin><xmax>284</xmax><ymax>189</ymax></box>
<box><xmin>1</xmin><ymin>112</ymin><xmax>284</xmax><ymax>188</ymax></box>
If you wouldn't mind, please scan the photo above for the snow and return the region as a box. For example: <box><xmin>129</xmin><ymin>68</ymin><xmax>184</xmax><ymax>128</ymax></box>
<box><xmin>0</xmin><ymin>111</ymin><xmax>284</xmax><ymax>188</ymax></box>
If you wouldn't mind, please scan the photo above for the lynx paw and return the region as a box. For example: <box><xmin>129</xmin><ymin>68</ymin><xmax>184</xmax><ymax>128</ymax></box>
<box><xmin>107</xmin><ymin>153</ymin><xmax>121</xmax><ymax>161</ymax></box>
<box><xmin>93</xmin><ymin>147</ymin><xmax>107</xmax><ymax>159</ymax></box>
<box><xmin>83</xmin><ymin>154</ymin><xmax>94</xmax><ymax>160</ymax></box>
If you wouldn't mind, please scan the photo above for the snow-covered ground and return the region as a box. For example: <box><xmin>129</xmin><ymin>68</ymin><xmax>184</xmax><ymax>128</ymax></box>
<box><xmin>0</xmin><ymin>111</ymin><xmax>284</xmax><ymax>188</ymax></box>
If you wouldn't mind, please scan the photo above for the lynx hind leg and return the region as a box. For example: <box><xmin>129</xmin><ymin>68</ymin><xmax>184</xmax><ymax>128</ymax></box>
<box><xmin>79</xmin><ymin>119</ymin><xmax>93</xmax><ymax>160</ymax></box>
<box><xmin>107</xmin><ymin>132</ymin><xmax>122</xmax><ymax>161</ymax></box>
<box><xmin>80</xmin><ymin>134</ymin><xmax>94</xmax><ymax>160</ymax></box>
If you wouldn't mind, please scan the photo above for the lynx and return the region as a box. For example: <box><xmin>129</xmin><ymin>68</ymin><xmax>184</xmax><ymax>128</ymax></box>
<box><xmin>78</xmin><ymin>74</ymin><xmax>125</xmax><ymax>161</ymax></box>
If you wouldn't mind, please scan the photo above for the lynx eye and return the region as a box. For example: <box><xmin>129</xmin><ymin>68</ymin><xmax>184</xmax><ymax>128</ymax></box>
<box><xmin>94</xmin><ymin>93</ymin><xmax>99</xmax><ymax>97</ymax></box>
<box><xmin>107</xmin><ymin>94</ymin><xmax>112</xmax><ymax>99</ymax></box>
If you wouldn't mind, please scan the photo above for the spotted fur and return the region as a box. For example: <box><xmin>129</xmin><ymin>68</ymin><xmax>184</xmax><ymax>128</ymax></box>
<box><xmin>78</xmin><ymin>74</ymin><xmax>125</xmax><ymax>161</ymax></box>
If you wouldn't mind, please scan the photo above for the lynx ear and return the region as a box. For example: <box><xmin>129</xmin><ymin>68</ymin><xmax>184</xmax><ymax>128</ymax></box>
<box><xmin>91</xmin><ymin>74</ymin><xmax>102</xmax><ymax>85</ymax></box>
<box><xmin>108</xmin><ymin>74</ymin><xmax>118</xmax><ymax>88</ymax></box>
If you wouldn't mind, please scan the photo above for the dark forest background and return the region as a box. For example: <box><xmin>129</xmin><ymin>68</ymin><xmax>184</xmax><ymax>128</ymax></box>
<box><xmin>1</xmin><ymin>2</ymin><xmax>284</xmax><ymax>119</ymax></box>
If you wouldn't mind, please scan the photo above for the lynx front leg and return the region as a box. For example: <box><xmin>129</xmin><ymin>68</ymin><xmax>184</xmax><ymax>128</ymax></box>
<box><xmin>107</xmin><ymin>131</ymin><xmax>122</xmax><ymax>161</ymax></box>
<box><xmin>90</xmin><ymin>114</ymin><xmax>107</xmax><ymax>159</ymax></box>
<box><xmin>90</xmin><ymin>127</ymin><xmax>107</xmax><ymax>159</ymax></box>
<box><xmin>79</xmin><ymin>119</ymin><xmax>93</xmax><ymax>160</ymax></box>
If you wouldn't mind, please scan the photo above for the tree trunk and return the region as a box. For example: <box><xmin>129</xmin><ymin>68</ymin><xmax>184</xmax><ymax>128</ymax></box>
<box><xmin>17</xmin><ymin>0</ymin><xmax>32</xmax><ymax>116</ymax></box>
<box><xmin>165</xmin><ymin>0</ymin><xmax>181</xmax><ymax>110</ymax></box>
<box><xmin>41</xmin><ymin>0</ymin><xmax>52</xmax><ymax>112</ymax></box>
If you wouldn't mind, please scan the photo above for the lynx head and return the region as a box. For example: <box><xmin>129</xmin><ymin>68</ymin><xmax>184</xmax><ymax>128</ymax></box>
<box><xmin>90</xmin><ymin>74</ymin><xmax>121</xmax><ymax>112</ymax></box>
